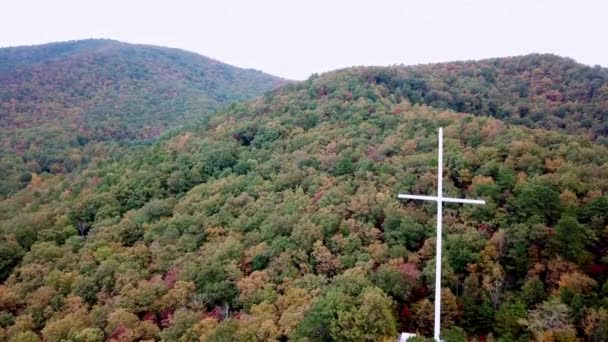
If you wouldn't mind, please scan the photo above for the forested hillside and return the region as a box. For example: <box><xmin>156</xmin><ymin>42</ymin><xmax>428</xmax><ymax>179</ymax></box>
<box><xmin>1</xmin><ymin>63</ymin><xmax>608</xmax><ymax>341</ymax></box>
<box><xmin>0</xmin><ymin>39</ymin><xmax>286</xmax><ymax>197</ymax></box>
<box><xmin>360</xmin><ymin>54</ymin><xmax>608</xmax><ymax>140</ymax></box>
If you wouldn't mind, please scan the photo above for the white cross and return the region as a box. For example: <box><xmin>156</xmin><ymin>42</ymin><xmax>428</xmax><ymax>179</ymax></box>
<box><xmin>398</xmin><ymin>127</ymin><xmax>485</xmax><ymax>342</ymax></box>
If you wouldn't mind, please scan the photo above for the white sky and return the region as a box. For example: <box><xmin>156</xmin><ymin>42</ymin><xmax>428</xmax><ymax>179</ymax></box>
<box><xmin>1</xmin><ymin>0</ymin><xmax>607</xmax><ymax>80</ymax></box>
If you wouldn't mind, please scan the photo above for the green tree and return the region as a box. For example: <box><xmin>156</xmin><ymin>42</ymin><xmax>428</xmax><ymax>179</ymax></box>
<box><xmin>335</xmin><ymin>154</ymin><xmax>354</xmax><ymax>176</ymax></box>
<box><xmin>442</xmin><ymin>326</ymin><xmax>467</xmax><ymax>342</ymax></box>
<box><xmin>207</xmin><ymin>319</ymin><xmax>239</xmax><ymax>342</ymax></box>
<box><xmin>296</xmin><ymin>286</ymin><xmax>396</xmax><ymax>341</ymax></box>
<box><xmin>580</xmin><ymin>196</ymin><xmax>608</xmax><ymax>231</ymax></box>
<box><xmin>510</xmin><ymin>182</ymin><xmax>560</xmax><ymax>223</ymax></box>
<box><xmin>372</xmin><ymin>264</ymin><xmax>413</xmax><ymax>301</ymax></box>
<box><xmin>553</xmin><ymin>215</ymin><xmax>593</xmax><ymax>263</ymax></box>
<box><xmin>494</xmin><ymin>301</ymin><xmax>527</xmax><ymax>338</ymax></box>
<box><xmin>295</xmin><ymin>289</ymin><xmax>348</xmax><ymax>342</ymax></box>
<box><xmin>504</xmin><ymin>223</ymin><xmax>547</xmax><ymax>281</ymax></box>
<box><xmin>522</xmin><ymin>277</ymin><xmax>546</xmax><ymax>307</ymax></box>
<box><xmin>159</xmin><ymin>310</ymin><xmax>199</xmax><ymax>341</ymax></box>
<box><xmin>445</xmin><ymin>231</ymin><xmax>484</xmax><ymax>273</ymax></box>
<box><xmin>382</xmin><ymin>212</ymin><xmax>426</xmax><ymax>250</ymax></box>
<box><xmin>204</xmin><ymin>145</ymin><xmax>238</xmax><ymax>176</ymax></box>
<box><xmin>0</xmin><ymin>237</ymin><xmax>24</xmax><ymax>281</ymax></box>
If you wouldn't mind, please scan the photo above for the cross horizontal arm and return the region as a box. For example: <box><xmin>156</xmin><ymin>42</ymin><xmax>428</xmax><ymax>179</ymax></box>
<box><xmin>397</xmin><ymin>194</ymin><xmax>439</xmax><ymax>201</ymax></box>
<box><xmin>398</xmin><ymin>194</ymin><xmax>485</xmax><ymax>205</ymax></box>
<box><xmin>441</xmin><ymin>197</ymin><xmax>486</xmax><ymax>205</ymax></box>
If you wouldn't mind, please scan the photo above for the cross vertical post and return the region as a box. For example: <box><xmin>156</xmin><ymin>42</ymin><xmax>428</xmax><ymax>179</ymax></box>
<box><xmin>434</xmin><ymin>127</ymin><xmax>443</xmax><ymax>342</ymax></box>
<box><xmin>398</xmin><ymin>127</ymin><xmax>485</xmax><ymax>342</ymax></box>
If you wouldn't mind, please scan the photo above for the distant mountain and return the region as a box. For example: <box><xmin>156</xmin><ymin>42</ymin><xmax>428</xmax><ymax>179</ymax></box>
<box><xmin>0</xmin><ymin>39</ymin><xmax>287</xmax><ymax>196</ymax></box>
<box><xmin>338</xmin><ymin>54</ymin><xmax>608</xmax><ymax>139</ymax></box>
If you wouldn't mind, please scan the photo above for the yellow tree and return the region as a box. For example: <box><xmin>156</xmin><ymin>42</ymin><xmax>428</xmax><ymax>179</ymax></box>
<box><xmin>236</xmin><ymin>302</ymin><xmax>280</xmax><ymax>341</ymax></box>
<box><xmin>276</xmin><ymin>287</ymin><xmax>314</xmax><ymax>338</ymax></box>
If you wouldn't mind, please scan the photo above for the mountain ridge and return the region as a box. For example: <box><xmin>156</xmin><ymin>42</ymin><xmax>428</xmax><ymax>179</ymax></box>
<box><xmin>0</xmin><ymin>39</ymin><xmax>274</xmax><ymax>76</ymax></box>
<box><xmin>0</xmin><ymin>39</ymin><xmax>288</xmax><ymax>196</ymax></box>
<box><xmin>314</xmin><ymin>53</ymin><xmax>608</xmax><ymax>139</ymax></box>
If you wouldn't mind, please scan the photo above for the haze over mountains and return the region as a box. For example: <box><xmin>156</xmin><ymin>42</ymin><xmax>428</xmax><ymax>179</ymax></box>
<box><xmin>1</xmin><ymin>40</ymin><xmax>608</xmax><ymax>341</ymax></box>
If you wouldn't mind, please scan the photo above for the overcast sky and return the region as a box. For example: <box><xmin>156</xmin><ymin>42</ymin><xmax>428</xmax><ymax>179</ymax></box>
<box><xmin>1</xmin><ymin>0</ymin><xmax>607</xmax><ymax>80</ymax></box>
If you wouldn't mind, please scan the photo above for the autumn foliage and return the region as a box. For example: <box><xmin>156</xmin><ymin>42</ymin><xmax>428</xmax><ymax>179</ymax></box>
<box><xmin>0</xmin><ymin>52</ymin><xmax>607</xmax><ymax>340</ymax></box>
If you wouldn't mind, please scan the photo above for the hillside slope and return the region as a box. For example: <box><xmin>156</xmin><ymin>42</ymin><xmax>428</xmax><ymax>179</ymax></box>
<box><xmin>1</xmin><ymin>66</ymin><xmax>608</xmax><ymax>341</ymax></box>
<box><xmin>349</xmin><ymin>54</ymin><xmax>608</xmax><ymax>140</ymax></box>
<box><xmin>0</xmin><ymin>39</ymin><xmax>287</xmax><ymax>196</ymax></box>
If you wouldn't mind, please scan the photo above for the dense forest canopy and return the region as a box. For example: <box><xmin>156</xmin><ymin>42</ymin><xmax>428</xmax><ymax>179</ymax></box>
<box><xmin>1</xmin><ymin>57</ymin><xmax>608</xmax><ymax>341</ymax></box>
<box><xmin>0</xmin><ymin>39</ymin><xmax>287</xmax><ymax>197</ymax></box>
<box><xmin>339</xmin><ymin>54</ymin><xmax>608</xmax><ymax>140</ymax></box>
